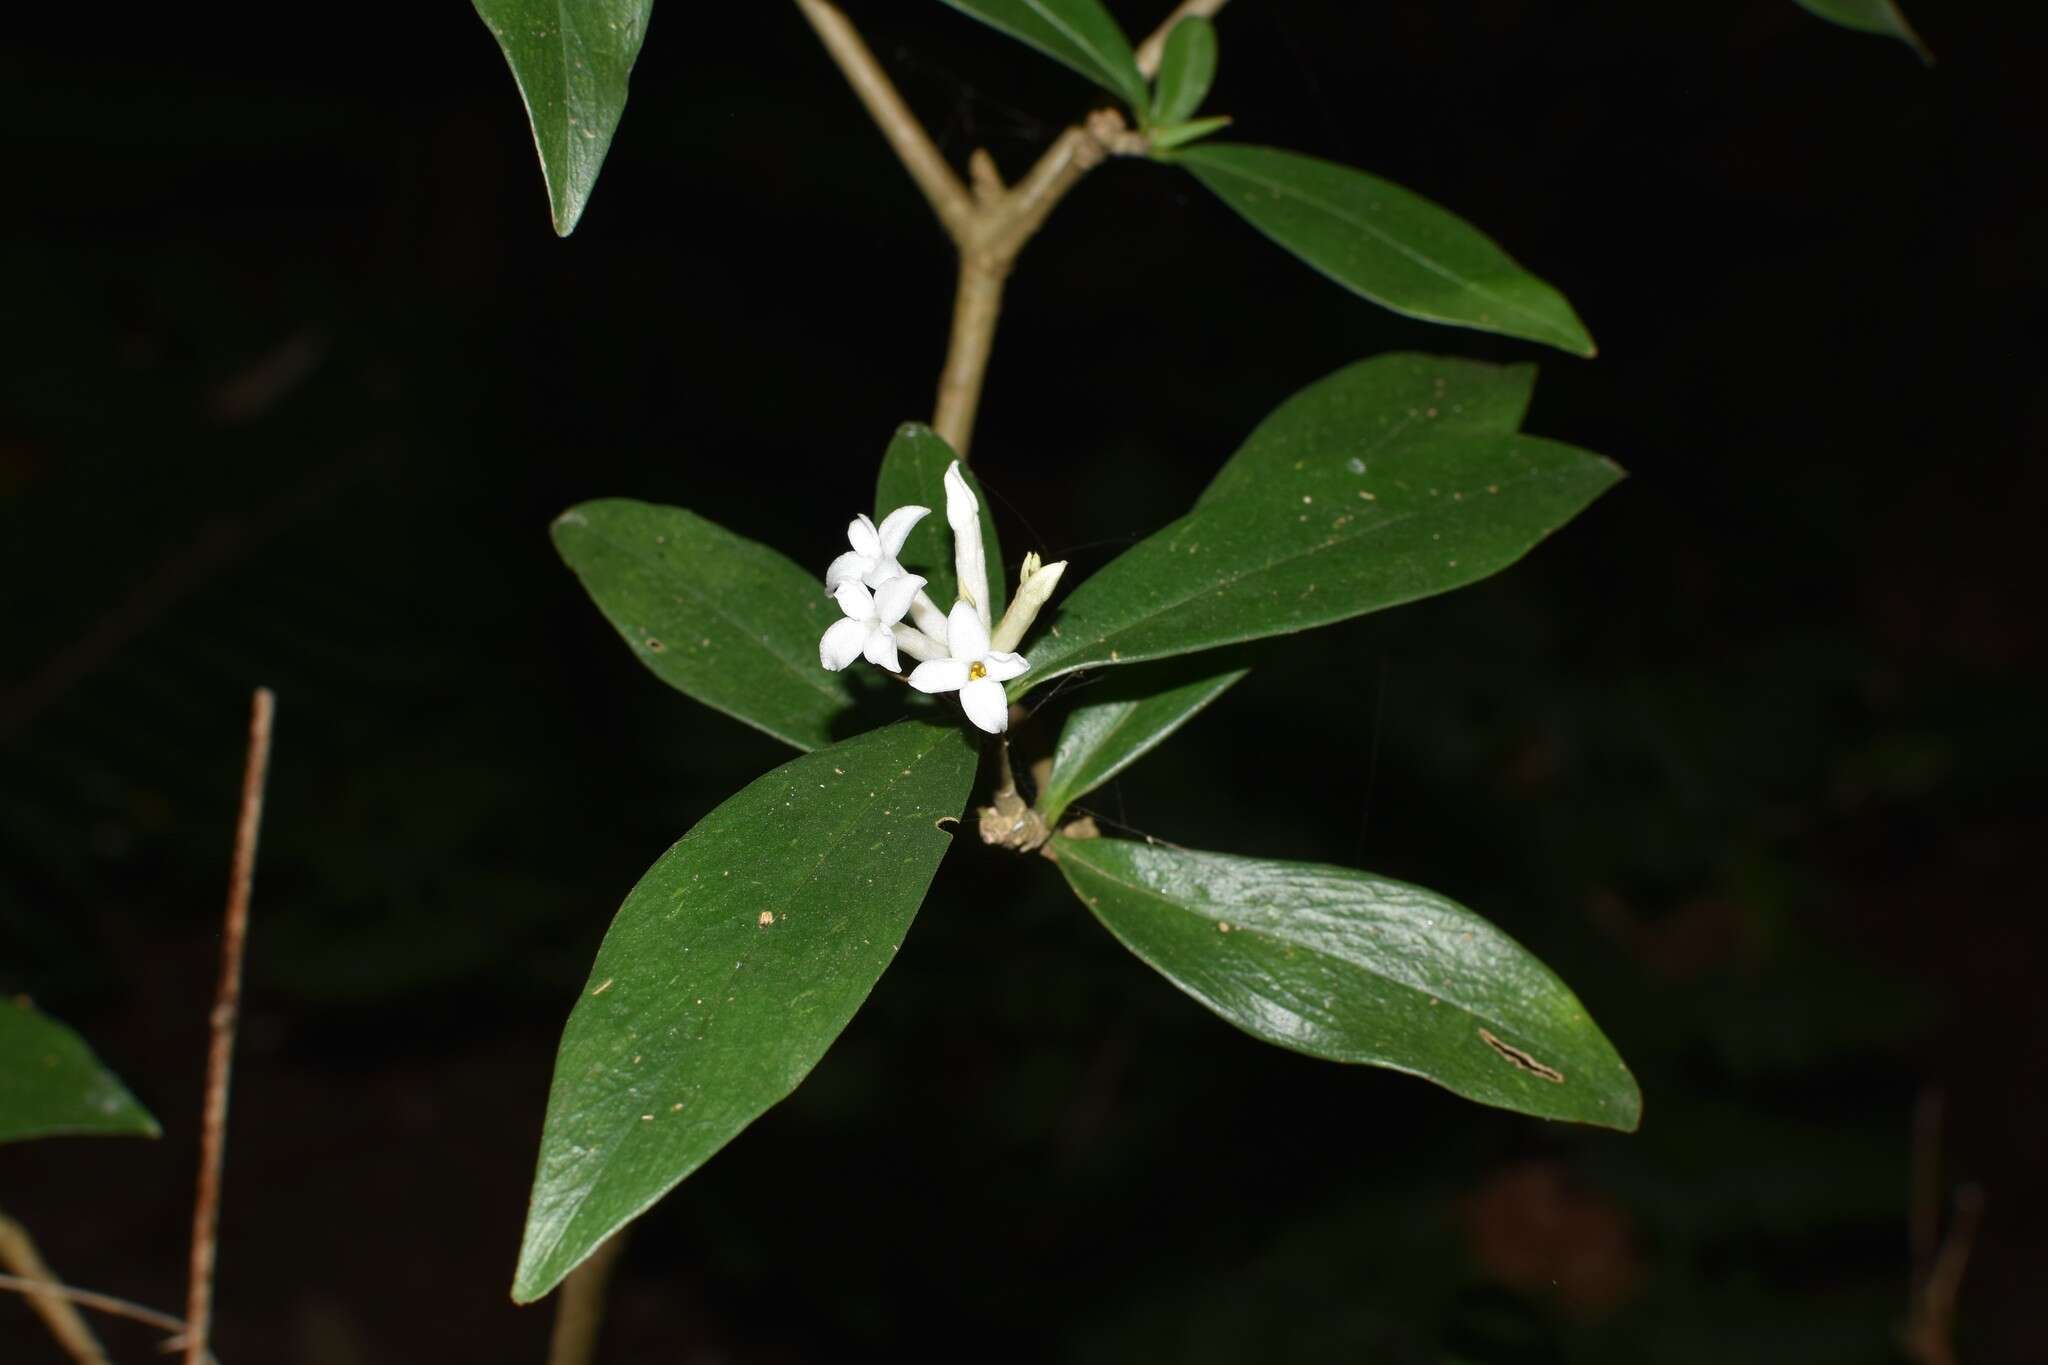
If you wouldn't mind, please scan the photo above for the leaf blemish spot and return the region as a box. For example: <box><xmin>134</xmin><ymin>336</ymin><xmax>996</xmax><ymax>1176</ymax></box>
<box><xmin>591</xmin><ymin>978</ymin><xmax>614</xmax><ymax>996</ymax></box>
<box><xmin>758</xmin><ymin>911</ymin><xmax>775</xmax><ymax>927</ymax></box>
<box><xmin>1217</xmin><ymin>921</ymin><xmax>1231</xmax><ymax>933</ymax></box>
<box><xmin>1478</xmin><ymin>1029</ymin><xmax>1565</xmax><ymax>1083</ymax></box>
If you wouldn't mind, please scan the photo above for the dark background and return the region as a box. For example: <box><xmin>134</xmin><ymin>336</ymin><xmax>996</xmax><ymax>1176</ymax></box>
<box><xmin>3</xmin><ymin>1</ymin><xmax>2043</xmax><ymax>1361</ymax></box>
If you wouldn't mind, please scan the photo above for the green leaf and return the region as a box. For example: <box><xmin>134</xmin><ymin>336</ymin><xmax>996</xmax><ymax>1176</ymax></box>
<box><xmin>1053</xmin><ymin>838</ymin><xmax>1640</xmax><ymax>1129</ymax></box>
<box><xmin>1149</xmin><ymin>16</ymin><xmax>1217</xmax><ymax>126</ymax></box>
<box><xmin>936</xmin><ymin>0</ymin><xmax>1148</xmax><ymax>112</ymax></box>
<box><xmin>1038</xmin><ymin>658</ymin><xmax>1246</xmax><ymax>824</ymax></box>
<box><xmin>873</xmin><ymin>424</ymin><xmax>1007</xmax><ymax>621</ymax></box>
<box><xmin>1173</xmin><ymin>143</ymin><xmax>1596</xmax><ymax>356</ymax></box>
<box><xmin>0</xmin><ymin>998</ymin><xmax>159</xmax><ymax>1143</ymax></box>
<box><xmin>514</xmin><ymin>719</ymin><xmax>979</xmax><ymax>1302</ymax></box>
<box><xmin>553</xmin><ymin>499</ymin><xmax>853</xmax><ymax>752</ymax></box>
<box><xmin>1792</xmin><ymin>0</ymin><xmax>1931</xmax><ymax>60</ymax></box>
<box><xmin>472</xmin><ymin>0</ymin><xmax>654</xmax><ymax>235</ymax></box>
<box><xmin>1013</xmin><ymin>354</ymin><xmax>1618</xmax><ymax>694</ymax></box>
<box><xmin>1148</xmin><ymin>115</ymin><xmax>1233</xmax><ymax>154</ymax></box>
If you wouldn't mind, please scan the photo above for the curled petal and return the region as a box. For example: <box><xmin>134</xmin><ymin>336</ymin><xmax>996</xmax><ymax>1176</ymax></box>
<box><xmin>862</xmin><ymin>627</ymin><xmax>901</xmax><ymax>673</ymax></box>
<box><xmin>908</xmin><ymin>658</ymin><xmax>971</xmax><ymax>694</ymax></box>
<box><xmin>819</xmin><ymin>617</ymin><xmax>868</xmax><ymax>671</ymax></box>
<box><xmin>944</xmin><ymin>462</ymin><xmax>990</xmax><ymax>630</ymax></box>
<box><xmin>945</xmin><ymin>600</ymin><xmax>989</xmax><ymax>662</ymax></box>
<box><xmin>832</xmin><ymin>579</ymin><xmax>875</xmax><ymax>621</ymax></box>
<box><xmin>847</xmin><ymin>514</ymin><xmax>881</xmax><ymax>558</ymax></box>
<box><xmin>824</xmin><ymin>550</ymin><xmax>867</xmax><ymax>593</ymax></box>
<box><xmin>980</xmin><ymin>650</ymin><xmax>1029</xmax><ymax>684</ymax></box>
<box><xmin>874</xmin><ymin>504</ymin><xmax>930</xmax><ymax>557</ymax></box>
<box><xmin>959</xmin><ymin>677</ymin><xmax>1010</xmax><ymax>734</ymax></box>
<box><xmin>870</xmin><ymin>573</ymin><xmax>927</xmax><ymax>626</ymax></box>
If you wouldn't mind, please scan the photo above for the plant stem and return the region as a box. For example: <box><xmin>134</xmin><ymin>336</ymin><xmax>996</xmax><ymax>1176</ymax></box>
<box><xmin>0</xmin><ymin>1214</ymin><xmax>112</xmax><ymax>1365</ymax></box>
<box><xmin>185</xmin><ymin>687</ymin><xmax>276</xmax><ymax>1365</ymax></box>
<box><xmin>546</xmin><ymin>1230</ymin><xmax>628</xmax><ymax>1365</ymax></box>
<box><xmin>794</xmin><ymin>0</ymin><xmax>1225</xmax><ymax>458</ymax></box>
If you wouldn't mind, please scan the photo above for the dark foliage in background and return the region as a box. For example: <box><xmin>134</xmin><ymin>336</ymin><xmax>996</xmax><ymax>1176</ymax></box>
<box><xmin>2</xmin><ymin>1</ymin><xmax>2043</xmax><ymax>1361</ymax></box>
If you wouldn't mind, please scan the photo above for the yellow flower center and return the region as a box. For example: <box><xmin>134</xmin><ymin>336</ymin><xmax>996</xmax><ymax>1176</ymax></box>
<box><xmin>968</xmin><ymin>661</ymin><xmax>988</xmax><ymax>681</ymax></box>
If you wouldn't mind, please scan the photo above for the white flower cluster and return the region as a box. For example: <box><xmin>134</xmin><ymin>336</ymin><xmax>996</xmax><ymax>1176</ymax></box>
<box><xmin>818</xmin><ymin>461</ymin><xmax>1065</xmax><ymax>735</ymax></box>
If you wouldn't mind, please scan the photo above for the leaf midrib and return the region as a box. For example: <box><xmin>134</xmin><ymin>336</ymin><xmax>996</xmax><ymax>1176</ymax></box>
<box><xmin>1018</xmin><ymin>0</ymin><xmax>1137</xmax><ymax>101</ymax></box>
<box><xmin>1192</xmin><ymin>153</ymin><xmax>1569</xmax><ymax>341</ymax></box>
<box><xmin>535</xmin><ymin>725</ymin><xmax>954</xmax><ymax>1277</ymax></box>
<box><xmin>1029</xmin><ymin>458</ymin><xmax>1582</xmax><ymax>685</ymax></box>
<box><xmin>1065</xmin><ymin>844</ymin><xmax>1523</xmax><ymax>1041</ymax></box>
<box><xmin>571</xmin><ymin>516</ymin><xmax>847</xmax><ymax>708</ymax></box>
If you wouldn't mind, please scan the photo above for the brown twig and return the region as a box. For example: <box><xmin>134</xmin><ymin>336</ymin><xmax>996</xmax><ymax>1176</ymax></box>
<box><xmin>1900</xmin><ymin>1086</ymin><xmax>1986</xmax><ymax>1365</ymax></box>
<box><xmin>795</xmin><ymin>0</ymin><xmax>1226</xmax><ymax>457</ymax></box>
<box><xmin>1132</xmin><ymin>0</ymin><xmax>1233</xmax><ymax>77</ymax></box>
<box><xmin>545</xmin><ymin>1231</ymin><xmax>628</xmax><ymax>1365</ymax></box>
<box><xmin>184</xmin><ymin>688</ymin><xmax>276</xmax><ymax>1365</ymax></box>
<box><xmin>0</xmin><ymin>1214</ymin><xmax>112</xmax><ymax>1365</ymax></box>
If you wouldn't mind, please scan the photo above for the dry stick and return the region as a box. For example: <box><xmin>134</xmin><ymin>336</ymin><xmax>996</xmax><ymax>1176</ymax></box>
<box><xmin>545</xmin><ymin>1231</ymin><xmax>628</xmax><ymax>1365</ymax></box>
<box><xmin>0</xmin><ymin>1215</ymin><xmax>112</xmax><ymax>1365</ymax></box>
<box><xmin>183</xmin><ymin>687</ymin><xmax>276</xmax><ymax>1365</ymax></box>
<box><xmin>795</xmin><ymin>0</ymin><xmax>1228</xmax><ymax>458</ymax></box>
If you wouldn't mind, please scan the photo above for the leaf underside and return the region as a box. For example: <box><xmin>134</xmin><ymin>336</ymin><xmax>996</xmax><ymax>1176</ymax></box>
<box><xmin>1039</xmin><ymin>656</ymin><xmax>1247</xmax><ymax>823</ymax></box>
<box><xmin>514</xmin><ymin>719</ymin><xmax>980</xmax><ymax>1302</ymax></box>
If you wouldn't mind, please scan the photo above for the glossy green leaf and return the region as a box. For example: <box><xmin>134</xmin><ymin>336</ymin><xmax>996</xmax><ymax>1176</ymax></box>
<box><xmin>1053</xmin><ymin>838</ymin><xmax>1640</xmax><ymax>1129</ymax></box>
<box><xmin>1013</xmin><ymin>354</ymin><xmax>1618</xmax><ymax>694</ymax></box>
<box><xmin>472</xmin><ymin>0</ymin><xmax>654</xmax><ymax>235</ymax></box>
<box><xmin>936</xmin><ymin>0</ymin><xmax>1148</xmax><ymax>111</ymax></box>
<box><xmin>553</xmin><ymin>499</ymin><xmax>853</xmax><ymax>752</ymax></box>
<box><xmin>873</xmin><ymin>424</ymin><xmax>1006</xmax><ymax>621</ymax></box>
<box><xmin>514</xmin><ymin>719</ymin><xmax>979</xmax><ymax>1302</ymax></box>
<box><xmin>1038</xmin><ymin>658</ymin><xmax>1246</xmax><ymax>824</ymax></box>
<box><xmin>1149</xmin><ymin>16</ymin><xmax>1217</xmax><ymax>126</ymax></box>
<box><xmin>1792</xmin><ymin>0</ymin><xmax>1930</xmax><ymax>60</ymax></box>
<box><xmin>0</xmin><ymin>998</ymin><xmax>159</xmax><ymax>1143</ymax></box>
<box><xmin>1174</xmin><ymin>143</ymin><xmax>1596</xmax><ymax>356</ymax></box>
<box><xmin>1148</xmin><ymin>115</ymin><xmax>1232</xmax><ymax>154</ymax></box>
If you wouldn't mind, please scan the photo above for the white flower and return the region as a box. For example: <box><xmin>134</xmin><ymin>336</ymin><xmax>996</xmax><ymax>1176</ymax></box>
<box><xmin>943</xmin><ymin>462</ymin><xmax>991</xmax><ymax>630</ymax></box>
<box><xmin>825</xmin><ymin>506</ymin><xmax>929</xmax><ymax>592</ymax></box>
<box><xmin>908</xmin><ymin>601</ymin><xmax>1029</xmax><ymax>734</ymax></box>
<box><xmin>820</xmin><ymin>574</ymin><xmax>926</xmax><ymax>673</ymax></box>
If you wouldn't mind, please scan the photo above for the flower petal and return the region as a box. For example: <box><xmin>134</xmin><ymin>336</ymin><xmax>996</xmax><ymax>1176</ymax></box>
<box><xmin>980</xmin><ymin>650</ymin><xmax>1029</xmax><ymax>684</ymax></box>
<box><xmin>891</xmin><ymin>623</ymin><xmax>949</xmax><ymax>663</ymax></box>
<box><xmin>861</xmin><ymin>554</ymin><xmax>907</xmax><ymax>589</ymax></box>
<box><xmin>832</xmin><ymin>579</ymin><xmax>875</xmax><ymax>621</ymax></box>
<box><xmin>871</xmin><ymin>573</ymin><xmax>926</xmax><ymax>626</ymax></box>
<box><xmin>824</xmin><ymin>550</ymin><xmax>867</xmax><ymax>592</ymax></box>
<box><xmin>944</xmin><ymin>462</ymin><xmax>990</xmax><ymax>630</ymax></box>
<box><xmin>946</xmin><ymin>600</ymin><xmax>988</xmax><ymax>661</ymax></box>
<box><xmin>907</xmin><ymin>659</ymin><xmax>970</xmax><ymax>694</ymax></box>
<box><xmin>819</xmin><ymin>617</ymin><xmax>868</xmax><ymax>671</ymax></box>
<box><xmin>960</xmin><ymin>677</ymin><xmax>1010</xmax><ymax>734</ymax></box>
<box><xmin>847</xmin><ymin>514</ymin><xmax>881</xmax><ymax>558</ymax></box>
<box><xmin>875</xmin><ymin>504</ymin><xmax>930</xmax><ymax>557</ymax></box>
<box><xmin>862</xmin><ymin>627</ymin><xmax>901</xmax><ymax>672</ymax></box>
<box><xmin>908</xmin><ymin>588</ymin><xmax>950</xmax><ymax>640</ymax></box>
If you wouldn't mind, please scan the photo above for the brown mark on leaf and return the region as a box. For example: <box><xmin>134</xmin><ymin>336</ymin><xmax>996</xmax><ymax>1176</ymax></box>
<box><xmin>758</xmin><ymin>911</ymin><xmax>775</xmax><ymax>927</ymax></box>
<box><xmin>934</xmin><ymin>815</ymin><xmax>959</xmax><ymax>832</ymax></box>
<box><xmin>1479</xmin><ymin>1029</ymin><xmax>1565</xmax><ymax>1083</ymax></box>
